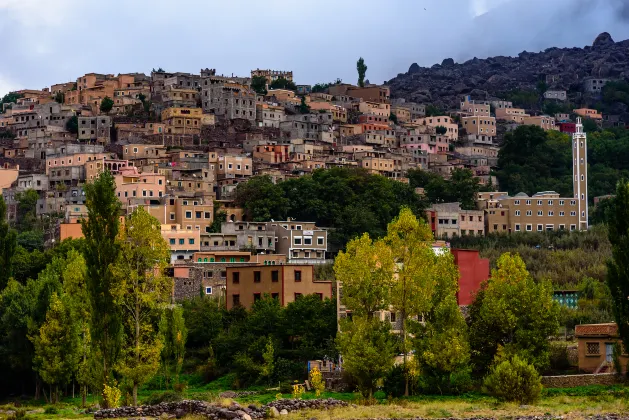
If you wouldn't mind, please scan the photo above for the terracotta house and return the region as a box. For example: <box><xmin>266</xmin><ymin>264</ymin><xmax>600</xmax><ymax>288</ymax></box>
<box><xmin>575</xmin><ymin>323</ymin><xmax>629</xmax><ymax>373</ymax></box>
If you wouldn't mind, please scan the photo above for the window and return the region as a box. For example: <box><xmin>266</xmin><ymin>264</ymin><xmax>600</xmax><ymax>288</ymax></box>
<box><xmin>559</xmin><ymin>224</ymin><xmax>565</xmax><ymax>230</ymax></box>
<box><xmin>537</xmin><ymin>224</ymin><xmax>543</xmax><ymax>232</ymax></box>
<box><xmin>571</xmin><ymin>211</ymin><xmax>577</xmax><ymax>216</ymax></box>
<box><xmin>204</xmin><ymin>212</ymin><xmax>211</xmax><ymax>219</ymax></box>
<box><xmin>189</xmin><ymin>239</ymin><xmax>195</xmax><ymax>245</ymax></box>
<box><xmin>537</xmin><ymin>200</ymin><xmax>542</xmax><ymax>205</ymax></box>
<box><xmin>526</xmin><ymin>200</ymin><xmax>531</xmax><ymax>205</ymax></box>
<box><xmin>294</xmin><ymin>293</ymin><xmax>302</xmax><ymax>300</ymax></box>
<box><xmin>548</xmin><ymin>200</ymin><xmax>553</xmax><ymax>205</ymax></box>
<box><xmin>559</xmin><ymin>211</ymin><xmax>565</xmax><ymax>216</ymax></box>
<box><xmin>170</xmin><ymin>213</ymin><xmax>175</xmax><ymax>220</ymax></box>
<box><xmin>304</xmin><ymin>237</ymin><xmax>312</xmax><ymax>245</ymax></box>
<box><xmin>514</xmin><ymin>200</ymin><xmax>520</xmax><ymax>205</ymax></box>
<box><xmin>294</xmin><ymin>237</ymin><xmax>302</xmax><ymax>245</ymax></box>
<box><xmin>232</xmin><ymin>272</ymin><xmax>240</xmax><ymax>284</ymax></box>
<box><xmin>253</xmin><ymin>293</ymin><xmax>261</xmax><ymax>302</ymax></box>
<box><xmin>526</xmin><ymin>210</ymin><xmax>532</xmax><ymax>216</ymax></box>
<box><xmin>571</xmin><ymin>224</ymin><xmax>577</xmax><ymax>231</ymax></box>
<box><xmin>570</xmin><ymin>200</ymin><xmax>576</xmax><ymax>205</ymax></box>
<box><xmin>232</xmin><ymin>294</ymin><xmax>240</xmax><ymax>306</ymax></box>
<box><xmin>271</xmin><ymin>270</ymin><xmax>279</xmax><ymax>282</ymax></box>
<box><xmin>559</xmin><ymin>200</ymin><xmax>565</xmax><ymax>205</ymax></box>
<box><xmin>294</xmin><ymin>270</ymin><xmax>302</xmax><ymax>282</ymax></box>
<box><xmin>272</xmin><ymin>293</ymin><xmax>279</xmax><ymax>300</ymax></box>
<box><xmin>526</xmin><ymin>224</ymin><xmax>532</xmax><ymax>232</ymax></box>
<box><xmin>586</xmin><ymin>342</ymin><xmax>600</xmax><ymax>356</ymax></box>
<box><xmin>170</xmin><ymin>239</ymin><xmax>175</xmax><ymax>245</ymax></box>
<box><xmin>178</xmin><ymin>239</ymin><xmax>184</xmax><ymax>245</ymax></box>
<box><xmin>538</xmin><ymin>211</ymin><xmax>543</xmax><ymax>216</ymax></box>
<box><xmin>185</xmin><ymin>211</ymin><xmax>192</xmax><ymax>219</ymax></box>
<box><xmin>515</xmin><ymin>210</ymin><xmax>520</xmax><ymax>216</ymax></box>
<box><xmin>254</xmin><ymin>271</ymin><xmax>261</xmax><ymax>283</ymax></box>
<box><xmin>548</xmin><ymin>211</ymin><xmax>554</xmax><ymax>216</ymax></box>
<box><xmin>196</xmin><ymin>211</ymin><xmax>202</xmax><ymax>219</ymax></box>
<box><xmin>205</xmin><ymin>287</ymin><xmax>213</xmax><ymax>295</ymax></box>
<box><xmin>515</xmin><ymin>224</ymin><xmax>520</xmax><ymax>231</ymax></box>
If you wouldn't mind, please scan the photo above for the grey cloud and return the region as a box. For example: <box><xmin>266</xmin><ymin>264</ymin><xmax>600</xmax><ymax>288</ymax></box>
<box><xmin>0</xmin><ymin>0</ymin><xmax>627</xmax><ymax>95</ymax></box>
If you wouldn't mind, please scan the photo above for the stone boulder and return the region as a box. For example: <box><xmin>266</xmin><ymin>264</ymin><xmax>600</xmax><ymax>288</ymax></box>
<box><xmin>593</xmin><ymin>32</ymin><xmax>615</xmax><ymax>49</ymax></box>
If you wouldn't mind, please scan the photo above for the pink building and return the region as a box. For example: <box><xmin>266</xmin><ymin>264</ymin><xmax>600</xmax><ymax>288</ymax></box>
<box><xmin>115</xmin><ymin>172</ymin><xmax>166</xmax><ymax>206</ymax></box>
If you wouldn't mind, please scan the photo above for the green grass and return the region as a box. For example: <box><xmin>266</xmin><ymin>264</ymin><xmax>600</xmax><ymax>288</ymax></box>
<box><xmin>3</xmin><ymin>378</ymin><xmax>629</xmax><ymax>420</ymax></box>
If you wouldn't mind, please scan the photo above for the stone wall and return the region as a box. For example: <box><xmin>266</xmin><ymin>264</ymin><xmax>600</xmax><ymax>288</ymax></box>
<box><xmin>541</xmin><ymin>373</ymin><xmax>620</xmax><ymax>388</ymax></box>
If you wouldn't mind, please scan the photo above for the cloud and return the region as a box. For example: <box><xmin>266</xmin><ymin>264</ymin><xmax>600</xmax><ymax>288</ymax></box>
<box><xmin>0</xmin><ymin>0</ymin><xmax>627</xmax><ymax>92</ymax></box>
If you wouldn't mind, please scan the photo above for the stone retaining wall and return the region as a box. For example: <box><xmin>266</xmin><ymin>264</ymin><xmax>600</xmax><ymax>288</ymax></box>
<box><xmin>541</xmin><ymin>373</ymin><xmax>620</xmax><ymax>388</ymax></box>
<box><xmin>94</xmin><ymin>398</ymin><xmax>348</xmax><ymax>419</ymax></box>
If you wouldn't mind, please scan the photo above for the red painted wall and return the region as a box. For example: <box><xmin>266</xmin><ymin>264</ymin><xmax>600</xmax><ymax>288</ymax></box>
<box><xmin>559</xmin><ymin>122</ymin><xmax>577</xmax><ymax>134</ymax></box>
<box><xmin>452</xmin><ymin>249</ymin><xmax>490</xmax><ymax>306</ymax></box>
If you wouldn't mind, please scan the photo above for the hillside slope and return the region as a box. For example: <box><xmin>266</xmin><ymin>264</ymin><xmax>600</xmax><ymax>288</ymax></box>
<box><xmin>386</xmin><ymin>32</ymin><xmax>629</xmax><ymax>117</ymax></box>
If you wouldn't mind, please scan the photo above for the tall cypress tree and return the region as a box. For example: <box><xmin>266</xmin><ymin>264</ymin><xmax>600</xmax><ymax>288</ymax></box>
<box><xmin>81</xmin><ymin>170</ymin><xmax>122</xmax><ymax>385</ymax></box>
<box><xmin>0</xmin><ymin>195</ymin><xmax>17</xmax><ymax>289</ymax></box>
<box><xmin>607</xmin><ymin>180</ymin><xmax>629</xmax><ymax>350</ymax></box>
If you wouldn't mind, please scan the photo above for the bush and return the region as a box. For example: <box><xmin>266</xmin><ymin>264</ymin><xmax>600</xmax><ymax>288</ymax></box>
<box><xmin>144</xmin><ymin>391</ymin><xmax>183</xmax><ymax>406</ymax></box>
<box><xmin>483</xmin><ymin>355</ymin><xmax>542</xmax><ymax>404</ymax></box>
<box><xmin>417</xmin><ymin>366</ymin><xmax>473</xmax><ymax>395</ymax></box>
<box><xmin>102</xmin><ymin>382</ymin><xmax>122</xmax><ymax>409</ymax></box>
<box><xmin>383</xmin><ymin>365</ymin><xmax>405</xmax><ymax>398</ymax></box>
<box><xmin>43</xmin><ymin>406</ymin><xmax>58</xmax><ymax>414</ymax></box>
<box><xmin>548</xmin><ymin>342</ymin><xmax>571</xmax><ymax>372</ymax></box>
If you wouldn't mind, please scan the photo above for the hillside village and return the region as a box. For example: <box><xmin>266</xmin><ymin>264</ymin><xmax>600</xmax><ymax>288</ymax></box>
<box><xmin>0</xmin><ymin>33</ymin><xmax>620</xmax><ymax>302</ymax></box>
<box><xmin>1</xmin><ymin>30</ymin><xmax>629</xmax><ymax>416</ymax></box>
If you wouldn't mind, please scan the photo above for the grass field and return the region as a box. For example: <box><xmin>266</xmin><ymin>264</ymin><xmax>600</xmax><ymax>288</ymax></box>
<box><xmin>1</xmin><ymin>380</ymin><xmax>629</xmax><ymax>419</ymax></box>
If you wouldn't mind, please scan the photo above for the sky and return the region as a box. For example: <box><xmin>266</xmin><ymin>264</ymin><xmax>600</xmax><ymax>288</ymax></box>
<box><xmin>1</xmin><ymin>0</ymin><xmax>629</xmax><ymax>96</ymax></box>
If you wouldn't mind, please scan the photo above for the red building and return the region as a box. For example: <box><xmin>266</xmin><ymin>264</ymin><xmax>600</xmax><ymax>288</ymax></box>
<box><xmin>452</xmin><ymin>249</ymin><xmax>490</xmax><ymax>305</ymax></box>
<box><xmin>559</xmin><ymin>122</ymin><xmax>577</xmax><ymax>134</ymax></box>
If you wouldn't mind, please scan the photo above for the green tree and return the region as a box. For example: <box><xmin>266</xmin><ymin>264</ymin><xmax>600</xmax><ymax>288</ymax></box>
<box><xmin>299</xmin><ymin>96</ymin><xmax>310</xmax><ymax>114</ymax></box>
<box><xmin>583</xmin><ymin>118</ymin><xmax>599</xmax><ymax>133</ymax></box>
<box><xmin>425</xmin><ymin>104</ymin><xmax>442</xmax><ymax>117</ymax></box>
<box><xmin>111</xmin><ymin>207</ymin><xmax>171</xmax><ymax>405</ymax></box>
<box><xmin>15</xmin><ymin>189</ymin><xmax>39</xmax><ymax>232</ymax></box>
<box><xmin>356</xmin><ymin>57</ymin><xmax>368</xmax><ymax>88</ymax></box>
<box><xmin>337</xmin><ymin>316</ymin><xmax>395</xmax><ymax>399</ymax></box>
<box><xmin>435</xmin><ymin>125</ymin><xmax>447</xmax><ymax>135</ymax></box>
<box><xmin>159</xmin><ymin>306</ymin><xmax>188</xmax><ymax>388</ymax></box>
<box><xmin>66</xmin><ymin>115</ymin><xmax>78</xmax><ymax>134</ymax></box>
<box><xmin>389</xmin><ymin>112</ymin><xmax>398</xmax><ymax>124</ymax></box>
<box><xmin>468</xmin><ymin>253</ymin><xmax>559</xmax><ymax>374</ymax></box>
<box><xmin>82</xmin><ymin>170</ymin><xmax>122</xmax><ymax>387</ymax></box>
<box><xmin>54</xmin><ymin>92</ymin><xmax>65</xmax><ymax>104</ymax></box>
<box><xmin>260</xmin><ymin>337</ymin><xmax>275</xmax><ymax>382</ymax></box>
<box><xmin>0</xmin><ymin>195</ymin><xmax>17</xmax><ymax>289</ymax></box>
<box><xmin>607</xmin><ymin>180</ymin><xmax>629</xmax><ymax>354</ymax></box>
<box><xmin>0</xmin><ymin>92</ymin><xmax>22</xmax><ymax>113</ymax></box>
<box><xmin>32</xmin><ymin>292</ymin><xmax>79</xmax><ymax>403</ymax></box>
<box><xmin>334</xmin><ymin>233</ymin><xmax>393</xmax><ymax>318</ymax></box>
<box><xmin>100</xmin><ymin>96</ymin><xmax>114</xmax><ymax>114</ymax></box>
<box><xmin>234</xmin><ymin>175</ymin><xmax>289</xmax><ymax>221</ymax></box>
<box><xmin>269</xmin><ymin>77</ymin><xmax>297</xmax><ymax>91</ymax></box>
<box><xmin>591</xmin><ymin>196</ymin><xmax>615</xmax><ymax>225</ymax></box>
<box><xmin>385</xmin><ymin>208</ymin><xmax>436</xmax><ymax>395</ymax></box>
<box><xmin>61</xmin><ymin>249</ymin><xmax>92</xmax><ymax>407</ymax></box>
<box><xmin>251</xmin><ymin>76</ymin><xmax>268</xmax><ymax>95</ymax></box>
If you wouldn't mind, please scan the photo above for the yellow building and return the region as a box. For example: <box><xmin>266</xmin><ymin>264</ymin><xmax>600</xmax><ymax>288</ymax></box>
<box><xmin>161</xmin><ymin>107</ymin><xmax>215</xmax><ymax>135</ymax></box>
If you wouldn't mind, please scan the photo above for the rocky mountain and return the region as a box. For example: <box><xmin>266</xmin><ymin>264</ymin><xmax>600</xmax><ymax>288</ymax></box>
<box><xmin>386</xmin><ymin>32</ymin><xmax>629</xmax><ymax>114</ymax></box>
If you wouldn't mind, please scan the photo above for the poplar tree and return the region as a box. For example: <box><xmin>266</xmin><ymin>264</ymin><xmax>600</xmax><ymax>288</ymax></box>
<box><xmin>32</xmin><ymin>292</ymin><xmax>79</xmax><ymax>403</ymax></box>
<box><xmin>112</xmin><ymin>207</ymin><xmax>171</xmax><ymax>405</ymax></box>
<box><xmin>607</xmin><ymin>180</ymin><xmax>629</xmax><ymax>351</ymax></box>
<box><xmin>0</xmin><ymin>195</ymin><xmax>17</xmax><ymax>289</ymax></box>
<box><xmin>82</xmin><ymin>170</ymin><xmax>122</xmax><ymax>387</ymax></box>
<box><xmin>356</xmin><ymin>57</ymin><xmax>367</xmax><ymax>88</ymax></box>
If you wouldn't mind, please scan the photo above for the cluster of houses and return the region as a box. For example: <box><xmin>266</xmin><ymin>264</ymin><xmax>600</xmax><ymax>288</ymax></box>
<box><xmin>0</xmin><ymin>67</ymin><xmax>596</xmax><ymax>309</ymax></box>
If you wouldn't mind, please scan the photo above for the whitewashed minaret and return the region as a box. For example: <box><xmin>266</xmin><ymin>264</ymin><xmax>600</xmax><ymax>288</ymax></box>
<box><xmin>572</xmin><ymin>117</ymin><xmax>588</xmax><ymax>230</ymax></box>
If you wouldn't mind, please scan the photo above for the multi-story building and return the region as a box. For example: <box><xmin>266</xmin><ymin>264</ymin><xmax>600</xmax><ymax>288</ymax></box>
<box><xmin>256</xmin><ymin>103</ymin><xmax>286</xmax><ymax>128</ymax></box>
<box><xmin>251</xmin><ymin>69</ymin><xmax>293</xmax><ymax>84</ymax></box>
<box><xmin>328</xmin><ymin>85</ymin><xmax>390</xmax><ymax>104</ymax></box>
<box><xmin>201</xmin><ymin>76</ymin><xmax>257</xmax><ymax>122</ymax></box>
<box><xmin>544</xmin><ymin>90</ymin><xmax>567</xmax><ymax>101</ymax></box>
<box><xmin>78</xmin><ymin>116</ymin><xmax>112</xmax><ymax>144</ymax></box>
<box><xmin>161</xmin><ymin>107</ymin><xmax>214</xmax><ymax>135</ymax></box>
<box><xmin>115</xmin><ymin>172</ymin><xmax>166</xmax><ymax>206</ymax></box>
<box><xmin>225</xmin><ymin>264</ymin><xmax>332</xmax><ymax>309</ymax></box>
<box><xmin>461</xmin><ymin>116</ymin><xmax>496</xmax><ymax>140</ymax></box>
<box><xmin>460</xmin><ymin>96</ymin><xmax>490</xmax><ymax>116</ymax></box>
<box><xmin>267</xmin><ymin>220</ymin><xmax>328</xmax><ymax>263</ymax></box>
<box><xmin>219</xmin><ymin>221</ymin><xmax>277</xmax><ymax>254</ymax></box>
<box><xmin>583</xmin><ymin>77</ymin><xmax>610</xmax><ymax>93</ymax></box>
<box><xmin>161</xmin><ymin>85</ymin><xmax>199</xmax><ymax>109</ymax></box>
<box><xmin>161</xmin><ymin>223</ymin><xmax>201</xmax><ymax>262</ymax></box>
<box><xmin>413</xmin><ymin>116</ymin><xmax>459</xmax><ymax>140</ymax></box>
<box><xmin>574</xmin><ymin>108</ymin><xmax>603</xmax><ymax>120</ymax></box>
<box><xmin>426</xmin><ymin>203</ymin><xmax>485</xmax><ymax>238</ymax></box>
<box><xmin>495</xmin><ymin>107</ymin><xmax>528</xmax><ymax>123</ymax></box>
<box><xmin>522</xmin><ymin>115</ymin><xmax>557</xmax><ymax>131</ymax></box>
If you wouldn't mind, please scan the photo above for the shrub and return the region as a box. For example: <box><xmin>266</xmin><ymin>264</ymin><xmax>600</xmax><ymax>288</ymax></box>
<box><xmin>43</xmin><ymin>406</ymin><xmax>58</xmax><ymax>414</ymax></box>
<box><xmin>144</xmin><ymin>391</ymin><xmax>183</xmax><ymax>406</ymax></box>
<box><xmin>292</xmin><ymin>382</ymin><xmax>305</xmax><ymax>399</ymax></box>
<box><xmin>102</xmin><ymin>382</ymin><xmax>122</xmax><ymax>409</ymax></box>
<box><xmin>548</xmin><ymin>342</ymin><xmax>571</xmax><ymax>372</ymax></box>
<box><xmin>483</xmin><ymin>354</ymin><xmax>542</xmax><ymax>404</ymax></box>
<box><xmin>309</xmin><ymin>366</ymin><xmax>325</xmax><ymax>397</ymax></box>
<box><xmin>383</xmin><ymin>365</ymin><xmax>405</xmax><ymax>398</ymax></box>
